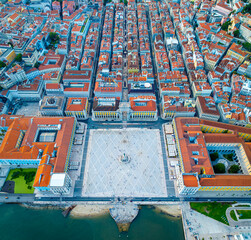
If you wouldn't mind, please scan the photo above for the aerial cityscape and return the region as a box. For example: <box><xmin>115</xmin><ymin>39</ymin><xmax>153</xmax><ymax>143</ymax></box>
<box><xmin>0</xmin><ymin>0</ymin><xmax>251</xmax><ymax>238</ymax></box>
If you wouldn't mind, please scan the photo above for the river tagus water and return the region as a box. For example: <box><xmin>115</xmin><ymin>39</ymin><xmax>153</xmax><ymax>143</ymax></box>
<box><xmin>0</xmin><ymin>204</ymin><xmax>185</xmax><ymax>240</ymax></box>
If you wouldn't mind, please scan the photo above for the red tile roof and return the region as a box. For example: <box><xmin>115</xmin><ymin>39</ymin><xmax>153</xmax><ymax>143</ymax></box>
<box><xmin>183</xmin><ymin>175</ymin><xmax>198</xmax><ymax>187</ymax></box>
<box><xmin>0</xmin><ymin>115</ymin><xmax>75</xmax><ymax>188</ymax></box>
<box><xmin>130</xmin><ymin>96</ymin><xmax>157</xmax><ymax>112</ymax></box>
<box><xmin>65</xmin><ymin>97</ymin><xmax>88</xmax><ymax>112</ymax></box>
<box><xmin>175</xmin><ymin>117</ymin><xmax>251</xmax><ymax>188</ymax></box>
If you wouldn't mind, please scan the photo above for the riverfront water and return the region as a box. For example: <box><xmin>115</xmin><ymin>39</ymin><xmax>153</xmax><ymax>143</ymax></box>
<box><xmin>0</xmin><ymin>204</ymin><xmax>185</xmax><ymax>240</ymax></box>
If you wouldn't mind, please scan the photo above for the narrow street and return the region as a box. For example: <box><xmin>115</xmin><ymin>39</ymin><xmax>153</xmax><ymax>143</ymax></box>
<box><xmin>122</xmin><ymin>6</ymin><xmax>128</xmax><ymax>102</ymax></box>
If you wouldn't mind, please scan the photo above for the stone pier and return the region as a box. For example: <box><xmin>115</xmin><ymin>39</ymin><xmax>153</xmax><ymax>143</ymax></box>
<box><xmin>109</xmin><ymin>202</ymin><xmax>139</xmax><ymax>232</ymax></box>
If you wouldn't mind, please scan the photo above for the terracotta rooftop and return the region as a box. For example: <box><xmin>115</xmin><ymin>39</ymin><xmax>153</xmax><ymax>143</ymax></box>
<box><xmin>183</xmin><ymin>175</ymin><xmax>198</xmax><ymax>187</ymax></box>
<box><xmin>197</xmin><ymin>96</ymin><xmax>220</xmax><ymax>116</ymax></box>
<box><xmin>130</xmin><ymin>96</ymin><xmax>157</xmax><ymax>112</ymax></box>
<box><xmin>65</xmin><ymin>97</ymin><xmax>88</xmax><ymax>112</ymax></box>
<box><xmin>0</xmin><ymin>115</ymin><xmax>75</xmax><ymax>188</ymax></box>
<box><xmin>175</xmin><ymin>117</ymin><xmax>251</xmax><ymax>188</ymax></box>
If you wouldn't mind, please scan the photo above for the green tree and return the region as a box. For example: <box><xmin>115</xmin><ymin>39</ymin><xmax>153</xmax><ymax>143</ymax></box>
<box><xmin>8</xmin><ymin>42</ymin><xmax>13</xmax><ymax>48</ymax></box>
<box><xmin>49</xmin><ymin>32</ymin><xmax>60</xmax><ymax>44</ymax></box>
<box><xmin>242</xmin><ymin>42</ymin><xmax>251</xmax><ymax>52</ymax></box>
<box><xmin>0</xmin><ymin>61</ymin><xmax>6</xmax><ymax>68</ymax></box>
<box><xmin>213</xmin><ymin>163</ymin><xmax>226</xmax><ymax>173</ymax></box>
<box><xmin>221</xmin><ymin>20</ymin><xmax>231</xmax><ymax>31</ymax></box>
<box><xmin>228</xmin><ymin>164</ymin><xmax>240</xmax><ymax>173</ymax></box>
<box><xmin>11</xmin><ymin>171</ymin><xmax>21</xmax><ymax>180</ymax></box>
<box><xmin>242</xmin><ymin>3</ymin><xmax>251</xmax><ymax>14</ymax></box>
<box><xmin>34</xmin><ymin>62</ymin><xmax>40</xmax><ymax>68</ymax></box>
<box><xmin>233</xmin><ymin>29</ymin><xmax>240</xmax><ymax>38</ymax></box>
<box><xmin>223</xmin><ymin>153</ymin><xmax>234</xmax><ymax>161</ymax></box>
<box><xmin>24</xmin><ymin>171</ymin><xmax>35</xmax><ymax>184</ymax></box>
<box><xmin>210</xmin><ymin>152</ymin><xmax>219</xmax><ymax>161</ymax></box>
<box><xmin>15</xmin><ymin>53</ymin><xmax>22</xmax><ymax>62</ymax></box>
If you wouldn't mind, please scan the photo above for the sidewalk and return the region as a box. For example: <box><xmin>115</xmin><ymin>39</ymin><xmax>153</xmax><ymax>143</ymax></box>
<box><xmin>226</xmin><ymin>206</ymin><xmax>251</xmax><ymax>227</ymax></box>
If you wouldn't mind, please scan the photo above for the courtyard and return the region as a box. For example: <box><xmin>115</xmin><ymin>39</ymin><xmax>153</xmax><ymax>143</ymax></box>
<box><xmin>207</xmin><ymin>144</ymin><xmax>249</xmax><ymax>175</ymax></box>
<box><xmin>82</xmin><ymin>128</ymin><xmax>167</xmax><ymax>198</ymax></box>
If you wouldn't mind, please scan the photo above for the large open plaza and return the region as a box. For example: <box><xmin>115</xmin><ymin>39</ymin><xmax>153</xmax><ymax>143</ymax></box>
<box><xmin>82</xmin><ymin>128</ymin><xmax>167</xmax><ymax>198</ymax></box>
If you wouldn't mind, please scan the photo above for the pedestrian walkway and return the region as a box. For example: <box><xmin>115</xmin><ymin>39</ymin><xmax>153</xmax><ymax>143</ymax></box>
<box><xmin>73</xmin><ymin>129</ymin><xmax>90</xmax><ymax>197</ymax></box>
<box><xmin>159</xmin><ymin>126</ymin><xmax>175</xmax><ymax>197</ymax></box>
<box><xmin>226</xmin><ymin>206</ymin><xmax>251</xmax><ymax>227</ymax></box>
<box><xmin>182</xmin><ymin>202</ymin><xmax>233</xmax><ymax>240</ymax></box>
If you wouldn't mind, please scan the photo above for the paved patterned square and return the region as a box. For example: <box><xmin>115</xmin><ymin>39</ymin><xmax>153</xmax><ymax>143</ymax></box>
<box><xmin>82</xmin><ymin>128</ymin><xmax>167</xmax><ymax>197</ymax></box>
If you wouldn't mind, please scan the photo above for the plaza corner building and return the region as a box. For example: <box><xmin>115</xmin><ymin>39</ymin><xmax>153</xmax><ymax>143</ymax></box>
<box><xmin>173</xmin><ymin>117</ymin><xmax>251</xmax><ymax>195</ymax></box>
<box><xmin>0</xmin><ymin>115</ymin><xmax>76</xmax><ymax>195</ymax></box>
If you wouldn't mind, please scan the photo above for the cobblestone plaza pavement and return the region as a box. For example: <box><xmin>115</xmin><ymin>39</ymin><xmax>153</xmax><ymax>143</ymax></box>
<box><xmin>82</xmin><ymin>128</ymin><xmax>167</xmax><ymax>198</ymax></box>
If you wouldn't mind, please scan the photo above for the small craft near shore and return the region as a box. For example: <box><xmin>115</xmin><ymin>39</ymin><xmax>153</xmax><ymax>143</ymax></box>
<box><xmin>62</xmin><ymin>205</ymin><xmax>76</xmax><ymax>217</ymax></box>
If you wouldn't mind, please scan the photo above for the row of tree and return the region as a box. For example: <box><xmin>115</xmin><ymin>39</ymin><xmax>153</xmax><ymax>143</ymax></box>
<box><xmin>213</xmin><ymin>163</ymin><xmax>240</xmax><ymax>174</ymax></box>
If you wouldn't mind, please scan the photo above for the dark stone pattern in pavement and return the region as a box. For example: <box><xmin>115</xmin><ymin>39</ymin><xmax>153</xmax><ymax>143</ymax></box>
<box><xmin>1</xmin><ymin>180</ymin><xmax>14</xmax><ymax>193</ymax></box>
